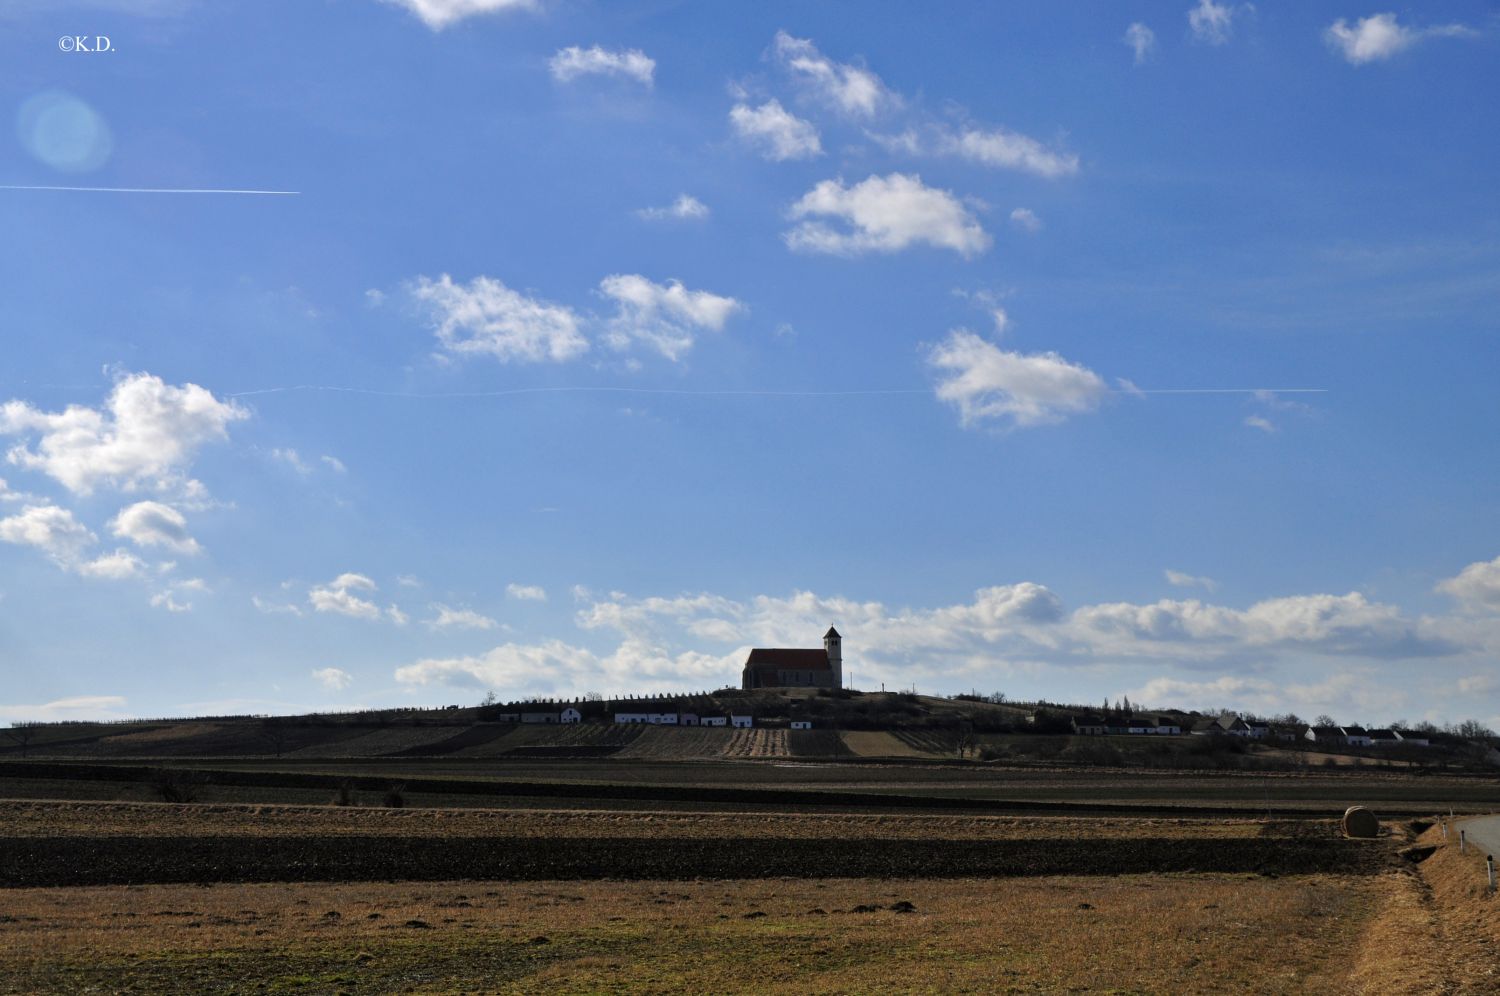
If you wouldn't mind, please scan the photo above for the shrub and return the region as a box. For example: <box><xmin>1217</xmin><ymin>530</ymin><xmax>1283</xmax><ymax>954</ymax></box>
<box><xmin>383</xmin><ymin>783</ymin><xmax>406</xmax><ymax>808</ymax></box>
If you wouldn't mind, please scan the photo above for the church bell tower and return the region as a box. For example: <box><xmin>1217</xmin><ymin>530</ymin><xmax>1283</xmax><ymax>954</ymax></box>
<box><xmin>824</xmin><ymin>626</ymin><xmax>842</xmax><ymax>688</ymax></box>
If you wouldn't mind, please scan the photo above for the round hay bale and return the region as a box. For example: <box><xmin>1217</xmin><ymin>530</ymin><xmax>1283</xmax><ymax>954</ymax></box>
<box><xmin>1342</xmin><ymin>806</ymin><xmax>1380</xmax><ymax>838</ymax></box>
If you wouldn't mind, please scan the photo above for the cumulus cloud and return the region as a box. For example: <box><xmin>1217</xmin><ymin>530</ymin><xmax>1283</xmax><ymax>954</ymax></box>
<box><xmin>1124</xmin><ymin>22</ymin><xmax>1156</xmax><ymax>64</ymax></box>
<box><xmin>1165</xmin><ymin>569</ymin><xmax>1218</xmax><ymax>592</ymax></box>
<box><xmin>1187</xmin><ymin>0</ymin><xmax>1245</xmax><ymax>45</ymax></box>
<box><xmin>0</xmin><ymin>504</ymin><xmax>96</xmax><ymax>567</ymax></box>
<box><xmin>598</xmin><ymin>275</ymin><xmax>743</xmax><ymax>361</ymax></box>
<box><xmin>377</xmin><ymin>0</ymin><xmax>535</xmax><ymax>30</ymax></box>
<box><xmin>410</xmin><ymin>274</ymin><xmax>588</xmax><ymax>364</ymax></box>
<box><xmin>785</xmin><ymin>173</ymin><xmax>990</xmax><ymax>258</ymax></box>
<box><xmin>1438</xmin><ymin>556</ymin><xmax>1500</xmax><ymax>612</ymax></box>
<box><xmin>507</xmin><ymin>583</ymin><xmax>547</xmax><ymax>601</ymax></box>
<box><xmin>427</xmin><ymin>604</ymin><xmax>498</xmax><ymax>630</ymax></box>
<box><xmin>396</xmin><ymin>637</ymin><xmax>739</xmax><ymax>696</ymax></box>
<box><xmin>309</xmin><ymin>572</ymin><xmax>383</xmax><ymax>620</ymax></box>
<box><xmin>1009</xmin><ymin>208</ymin><xmax>1042</xmax><ymax>233</ymax></box>
<box><xmin>937</xmin><ymin>126</ymin><xmax>1079</xmax><ymax>178</ymax></box>
<box><xmin>549</xmin><ymin>45</ymin><xmax>655</xmax><ymax>86</ymax></box>
<box><xmin>78</xmin><ymin>549</ymin><xmax>146</xmax><ymax>580</ymax></box>
<box><xmin>927</xmin><ymin>330</ymin><xmax>1107</xmax><ymax>429</ymax></box>
<box><xmin>1324</xmin><ymin>13</ymin><xmax>1476</xmax><ymax>65</ymax></box>
<box><xmin>729</xmin><ymin>100</ymin><xmax>823</xmax><ymax>161</ymax></box>
<box><xmin>771</xmin><ymin>31</ymin><xmax>898</xmax><ymax>118</ymax></box>
<box><xmin>1243</xmin><ymin>414</ymin><xmax>1276</xmax><ymax>433</ymax></box>
<box><xmin>312</xmin><ymin>667</ymin><xmax>353</xmax><ymax>690</ymax></box>
<box><xmin>636</xmin><ymin>194</ymin><xmax>710</xmax><ymax>221</ymax></box>
<box><xmin>252</xmin><ymin>595</ymin><xmax>303</xmax><ymax>616</ymax></box>
<box><xmin>149</xmin><ymin>576</ymin><xmax>205</xmax><ymax>613</ymax></box>
<box><xmin>110</xmin><ymin>501</ymin><xmax>200</xmax><ymax>555</ymax></box>
<box><xmin>0</xmin><ymin>372</ymin><xmax>246</xmax><ymax>497</ymax></box>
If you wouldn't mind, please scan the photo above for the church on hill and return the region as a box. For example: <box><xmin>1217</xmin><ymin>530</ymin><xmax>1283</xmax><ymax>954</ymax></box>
<box><xmin>741</xmin><ymin>627</ymin><xmax>843</xmax><ymax>690</ymax></box>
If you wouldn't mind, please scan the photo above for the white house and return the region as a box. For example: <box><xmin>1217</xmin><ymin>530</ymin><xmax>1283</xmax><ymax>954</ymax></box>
<box><xmin>614</xmin><ymin>712</ymin><xmax>652</xmax><ymax>724</ymax></box>
<box><xmin>1154</xmin><ymin>717</ymin><xmax>1182</xmax><ymax>735</ymax></box>
<box><xmin>560</xmin><ymin>707</ymin><xmax>581</xmax><ymax>724</ymax></box>
<box><xmin>649</xmin><ymin>713</ymin><xmax>678</xmax><ymax>725</ymax></box>
<box><xmin>1394</xmin><ymin>729</ymin><xmax>1431</xmax><ymax>747</ymax></box>
<box><xmin>680</xmin><ymin>713</ymin><xmax>700</xmax><ymax>727</ymax></box>
<box><xmin>1340</xmin><ymin>726</ymin><xmax>1374</xmax><ymax>748</ymax></box>
<box><xmin>521</xmin><ymin>712</ymin><xmax>559</xmax><ymax>724</ymax></box>
<box><xmin>700</xmin><ymin>716</ymin><xmax>727</xmax><ymax>727</ymax></box>
<box><xmin>730</xmin><ymin>714</ymin><xmax>754</xmax><ymax>729</ymax></box>
<box><xmin>790</xmin><ymin>721</ymin><xmax>812</xmax><ymax>730</ymax></box>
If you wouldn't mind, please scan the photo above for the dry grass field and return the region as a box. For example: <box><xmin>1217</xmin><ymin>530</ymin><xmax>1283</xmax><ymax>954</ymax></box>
<box><xmin>0</xmin><ymin>874</ymin><xmax>1381</xmax><ymax>994</ymax></box>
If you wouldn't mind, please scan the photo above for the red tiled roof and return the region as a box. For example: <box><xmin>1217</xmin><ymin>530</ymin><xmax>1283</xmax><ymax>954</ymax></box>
<box><xmin>744</xmin><ymin>648</ymin><xmax>830</xmax><ymax>669</ymax></box>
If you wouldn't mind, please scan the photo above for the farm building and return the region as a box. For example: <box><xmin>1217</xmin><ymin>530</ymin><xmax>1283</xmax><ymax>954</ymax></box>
<box><xmin>790</xmin><ymin>721</ymin><xmax>812</xmax><ymax>730</ymax></box>
<box><xmin>1071</xmin><ymin>716</ymin><xmax>1108</xmax><ymax>735</ymax></box>
<box><xmin>1194</xmin><ymin>714</ymin><xmax>1252</xmax><ymax>737</ymax></box>
<box><xmin>680</xmin><ymin>713</ymin><xmax>699</xmax><ymax>726</ymax></box>
<box><xmin>1304</xmin><ymin>725</ymin><xmax>1344</xmax><ymax>744</ymax></box>
<box><xmin>700</xmin><ymin>716</ymin><xmax>727</xmax><ymax>727</ymax></box>
<box><xmin>730</xmin><ymin>714</ymin><xmax>754</xmax><ymax>729</ymax></box>
<box><xmin>1154</xmin><ymin>717</ymin><xmax>1183</xmax><ymax>735</ymax></box>
<box><xmin>1340</xmin><ymin>726</ymin><xmax>1374</xmax><ymax>747</ymax></box>
<box><xmin>560</xmin><ymin>708</ymin><xmax>581</xmax><ymax>724</ymax></box>
<box><xmin>741</xmin><ymin>626</ymin><xmax>843</xmax><ymax>689</ymax></box>
<box><xmin>522</xmin><ymin>712</ymin><xmax>560</xmax><ymax>724</ymax></box>
<box><xmin>1393</xmin><ymin>729</ymin><xmax>1430</xmax><ymax>746</ymax></box>
<box><xmin>614</xmin><ymin>712</ymin><xmax>652</xmax><ymax>724</ymax></box>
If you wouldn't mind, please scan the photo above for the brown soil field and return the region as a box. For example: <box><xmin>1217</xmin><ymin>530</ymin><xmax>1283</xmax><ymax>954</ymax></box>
<box><xmin>0</xmin><ymin>799</ymin><xmax>1334</xmax><ymax>841</ymax></box>
<box><xmin>0</xmin><ymin>874</ymin><xmax>1387</xmax><ymax>993</ymax></box>
<box><xmin>0</xmin><ymin>801</ymin><xmax>1389</xmax><ymax>888</ymax></box>
<box><xmin>839</xmin><ymin>731</ymin><xmax>931</xmax><ymax>758</ymax></box>
<box><xmin>724</xmin><ymin>729</ymin><xmax>790</xmax><ymax>758</ymax></box>
<box><xmin>286</xmin><ymin>726</ymin><xmax>472</xmax><ymax>759</ymax></box>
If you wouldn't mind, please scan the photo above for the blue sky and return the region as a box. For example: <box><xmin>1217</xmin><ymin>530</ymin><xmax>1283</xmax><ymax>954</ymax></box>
<box><xmin>2</xmin><ymin>0</ymin><xmax>1498</xmax><ymax>727</ymax></box>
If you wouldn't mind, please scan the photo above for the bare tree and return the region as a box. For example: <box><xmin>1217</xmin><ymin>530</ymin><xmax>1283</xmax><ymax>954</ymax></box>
<box><xmin>259</xmin><ymin>717</ymin><xmax>291</xmax><ymax>758</ymax></box>
<box><xmin>3</xmin><ymin>723</ymin><xmax>37</xmax><ymax>758</ymax></box>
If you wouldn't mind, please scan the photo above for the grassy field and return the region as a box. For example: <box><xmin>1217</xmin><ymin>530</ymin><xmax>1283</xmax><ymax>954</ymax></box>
<box><xmin>0</xmin><ymin>873</ymin><xmax>1382</xmax><ymax>993</ymax></box>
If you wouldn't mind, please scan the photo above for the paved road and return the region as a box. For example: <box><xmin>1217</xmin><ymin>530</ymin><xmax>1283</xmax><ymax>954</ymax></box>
<box><xmin>1458</xmin><ymin>814</ymin><xmax>1500</xmax><ymax>860</ymax></box>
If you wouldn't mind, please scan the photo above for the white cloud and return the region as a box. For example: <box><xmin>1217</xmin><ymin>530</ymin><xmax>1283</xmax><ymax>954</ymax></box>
<box><xmin>377</xmin><ymin>0</ymin><xmax>536</xmax><ymax>31</ymax></box>
<box><xmin>1158</xmin><ymin>567</ymin><xmax>1218</xmax><ymax>591</ymax></box>
<box><xmin>270</xmin><ymin>448</ymin><xmax>311</xmax><ymax>474</ymax></box>
<box><xmin>1009</xmin><ymin>208</ymin><xmax>1042</xmax><ymax>233</ymax></box>
<box><xmin>1124</xmin><ymin>22</ymin><xmax>1156</xmax><ymax>64</ymax></box>
<box><xmin>149</xmin><ymin>576</ymin><xmax>206</xmax><ymax>612</ymax></box>
<box><xmin>507</xmin><ymin>583</ymin><xmax>548</xmax><ymax>601</ymax></box>
<box><xmin>0</xmin><ymin>477</ymin><xmax>33</xmax><ymax>503</ymax></box>
<box><xmin>427</xmin><ymin>604</ymin><xmax>498</xmax><ymax>630</ymax></box>
<box><xmin>0</xmin><ymin>695</ymin><xmax>129</xmax><ymax>725</ymax></box>
<box><xmin>78</xmin><ymin>549</ymin><xmax>146</xmax><ymax>580</ymax></box>
<box><xmin>1187</xmin><ymin>0</ymin><xmax>1244</xmax><ymax>45</ymax></box>
<box><xmin>1243</xmin><ymin>414</ymin><xmax>1276</xmax><ymax>433</ymax></box>
<box><xmin>321</xmin><ymin>455</ymin><xmax>347</xmax><ymax>473</ymax></box>
<box><xmin>1165</xmin><ymin>569</ymin><xmax>1219</xmax><ymax>592</ymax></box>
<box><xmin>927</xmin><ymin>329</ymin><xmax>1107</xmax><ymax>429</ymax></box>
<box><xmin>0</xmin><ymin>372</ymin><xmax>246</xmax><ymax>497</ymax></box>
<box><xmin>410</xmin><ymin>274</ymin><xmax>589</xmax><ymax>364</ymax></box>
<box><xmin>387</xmin><ymin>604</ymin><xmax>409</xmax><ymax>626</ymax></box>
<box><xmin>785</xmin><ymin>173</ymin><xmax>990</xmax><ymax>258</ymax></box>
<box><xmin>1324</xmin><ymin>14</ymin><xmax>1476</xmax><ymax>66</ymax></box>
<box><xmin>309</xmin><ymin>572</ymin><xmax>383</xmax><ymax>620</ymax></box>
<box><xmin>0</xmin><ymin>504</ymin><xmax>96</xmax><ymax>567</ymax></box>
<box><xmin>312</xmin><ymin>667</ymin><xmax>353</xmax><ymax>690</ymax></box>
<box><xmin>729</xmin><ymin>100</ymin><xmax>823</xmax><ymax>161</ymax></box>
<box><xmin>1438</xmin><ymin>556</ymin><xmax>1500</xmax><ymax>612</ymax></box>
<box><xmin>599</xmin><ymin>275</ymin><xmax>743</xmax><ymax>361</ymax></box>
<box><xmin>395</xmin><ymin>637</ymin><xmax>738</xmax><ymax>695</ymax></box>
<box><xmin>110</xmin><ymin>500</ymin><xmax>200</xmax><ymax>555</ymax></box>
<box><xmin>771</xmin><ymin>31</ymin><xmax>898</xmax><ymax>119</ymax></box>
<box><xmin>252</xmin><ymin>595</ymin><xmax>303</xmax><ymax>616</ymax></box>
<box><xmin>549</xmin><ymin>45</ymin><xmax>655</xmax><ymax>86</ymax></box>
<box><xmin>637</xmin><ymin>194</ymin><xmax>710</xmax><ymax>221</ymax></box>
<box><xmin>938</xmin><ymin>126</ymin><xmax>1079</xmax><ymax>179</ymax></box>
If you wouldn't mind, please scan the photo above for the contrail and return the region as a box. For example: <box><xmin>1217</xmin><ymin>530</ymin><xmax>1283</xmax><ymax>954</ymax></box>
<box><xmin>228</xmin><ymin>384</ymin><xmax>1327</xmax><ymax>400</ymax></box>
<box><xmin>0</xmin><ymin>185</ymin><xmax>299</xmax><ymax>195</ymax></box>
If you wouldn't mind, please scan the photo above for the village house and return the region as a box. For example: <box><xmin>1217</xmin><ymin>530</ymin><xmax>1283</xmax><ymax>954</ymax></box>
<box><xmin>730</xmin><ymin>714</ymin><xmax>754</xmax><ymax>729</ymax></box>
<box><xmin>790</xmin><ymin>720</ymin><xmax>812</xmax><ymax>730</ymax></box>
<box><xmin>614</xmin><ymin>712</ymin><xmax>652</xmax><ymax>724</ymax></box>
<box><xmin>1304</xmin><ymin>725</ymin><xmax>1344</xmax><ymax>744</ymax></box>
<box><xmin>521</xmin><ymin>711</ymin><xmax>560</xmax><ymax>724</ymax></box>
<box><xmin>1193</xmin><ymin>714</ymin><xmax>1252</xmax><ymax>737</ymax></box>
<box><xmin>741</xmin><ymin>627</ymin><xmax>843</xmax><ymax>689</ymax></box>
<box><xmin>700</xmin><ymin>716</ymin><xmax>727</xmax><ymax>727</ymax></box>
<box><xmin>1367</xmin><ymin>729</ymin><xmax>1400</xmax><ymax>747</ymax></box>
<box><xmin>680</xmin><ymin>713</ymin><xmax>699</xmax><ymax>727</ymax></box>
<box><xmin>1154</xmin><ymin>717</ymin><xmax>1182</xmax><ymax>735</ymax></box>
<box><xmin>560</xmin><ymin>707</ymin><xmax>581</xmax><ymax>724</ymax></box>
<box><xmin>1071</xmin><ymin>715</ymin><xmax>1108</xmax><ymax>735</ymax></box>
<box><xmin>1127</xmin><ymin>717</ymin><xmax>1156</xmax><ymax>735</ymax></box>
<box><xmin>1394</xmin><ymin>729</ymin><xmax>1430</xmax><ymax>747</ymax></box>
<box><xmin>1340</xmin><ymin>726</ymin><xmax>1374</xmax><ymax>748</ymax></box>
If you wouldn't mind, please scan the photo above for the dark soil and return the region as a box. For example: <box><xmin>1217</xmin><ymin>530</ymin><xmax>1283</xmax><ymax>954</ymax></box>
<box><xmin>0</xmin><ymin>834</ymin><xmax>1384</xmax><ymax>888</ymax></box>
